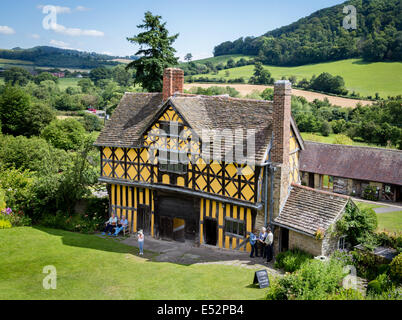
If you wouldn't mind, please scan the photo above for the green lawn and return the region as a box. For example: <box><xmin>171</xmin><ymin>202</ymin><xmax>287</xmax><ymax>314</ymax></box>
<box><xmin>58</xmin><ymin>78</ymin><xmax>80</xmax><ymax>90</ymax></box>
<box><xmin>300</xmin><ymin>133</ymin><xmax>396</xmax><ymax>149</ymax></box>
<box><xmin>356</xmin><ymin>201</ymin><xmax>402</xmax><ymax>233</ymax></box>
<box><xmin>191</xmin><ymin>58</ymin><xmax>402</xmax><ymax>98</ymax></box>
<box><xmin>377</xmin><ymin>211</ymin><xmax>402</xmax><ymax>233</ymax></box>
<box><xmin>0</xmin><ymin>227</ymin><xmax>267</xmax><ymax>300</ymax></box>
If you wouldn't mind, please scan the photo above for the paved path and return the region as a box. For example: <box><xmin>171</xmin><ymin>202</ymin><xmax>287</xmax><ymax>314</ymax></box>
<box><xmin>121</xmin><ymin>236</ymin><xmax>282</xmax><ymax>277</ymax></box>
<box><xmin>374</xmin><ymin>206</ymin><xmax>402</xmax><ymax>214</ymax></box>
<box><xmin>353</xmin><ymin>197</ymin><xmax>402</xmax><ymax>214</ymax></box>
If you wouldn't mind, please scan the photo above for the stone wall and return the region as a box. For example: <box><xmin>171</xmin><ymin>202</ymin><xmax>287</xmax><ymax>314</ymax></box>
<box><xmin>288</xmin><ymin>230</ymin><xmax>323</xmax><ymax>256</ymax></box>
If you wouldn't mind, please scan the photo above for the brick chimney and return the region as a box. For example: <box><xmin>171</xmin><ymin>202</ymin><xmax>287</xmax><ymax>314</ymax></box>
<box><xmin>272</xmin><ymin>80</ymin><xmax>292</xmax><ymax>165</ymax></box>
<box><xmin>163</xmin><ymin>68</ymin><xmax>184</xmax><ymax>101</ymax></box>
<box><xmin>272</xmin><ymin>80</ymin><xmax>292</xmax><ymax>220</ymax></box>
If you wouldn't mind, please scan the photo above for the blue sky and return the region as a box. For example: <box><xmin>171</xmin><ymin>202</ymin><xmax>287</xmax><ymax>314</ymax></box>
<box><xmin>0</xmin><ymin>0</ymin><xmax>345</xmax><ymax>60</ymax></box>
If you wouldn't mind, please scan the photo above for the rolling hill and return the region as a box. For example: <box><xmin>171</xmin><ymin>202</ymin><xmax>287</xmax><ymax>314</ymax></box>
<box><xmin>0</xmin><ymin>46</ymin><xmax>135</xmax><ymax>69</ymax></box>
<box><xmin>214</xmin><ymin>0</ymin><xmax>402</xmax><ymax>66</ymax></box>
<box><xmin>187</xmin><ymin>58</ymin><xmax>402</xmax><ymax>98</ymax></box>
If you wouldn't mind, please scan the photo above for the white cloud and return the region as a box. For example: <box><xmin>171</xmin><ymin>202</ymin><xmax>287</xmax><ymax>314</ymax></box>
<box><xmin>75</xmin><ymin>6</ymin><xmax>90</xmax><ymax>12</ymax></box>
<box><xmin>49</xmin><ymin>23</ymin><xmax>104</xmax><ymax>37</ymax></box>
<box><xmin>50</xmin><ymin>39</ymin><xmax>69</xmax><ymax>47</ymax></box>
<box><xmin>49</xmin><ymin>40</ymin><xmax>83</xmax><ymax>51</ymax></box>
<box><xmin>31</xmin><ymin>34</ymin><xmax>40</xmax><ymax>39</ymax></box>
<box><xmin>0</xmin><ymin>26</ymin><xmax>15</xmax><ymax>35</ymax></box>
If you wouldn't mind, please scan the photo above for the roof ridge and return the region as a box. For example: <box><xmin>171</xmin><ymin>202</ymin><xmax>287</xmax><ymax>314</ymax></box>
<box><xmin>172</xmin><ymin>94</ymin><xmax>273</xmax><ymax>104</ymax></box>
<box><xmin>304</xmin><ymin>141</ymin><xmax>401</xmax><ymax>153</ymax></box>
<box><xmin>291</xmin><ymin>183</ymin><xmax>350</xmax><ymax>200</ymax></box>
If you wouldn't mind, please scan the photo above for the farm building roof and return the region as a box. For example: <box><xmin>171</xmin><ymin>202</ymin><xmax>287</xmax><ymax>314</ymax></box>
<box><xmin>94</xmin><ymin>92</ymin><xmax>303</xmax><ymax>165</ymax></box>
<box><xmin>300</xmin><ymin>141</ymin><xmax>402</xmax><ymax>186</ymax></box>
<box><xmin>274</xmin><ymin>184</ymin><xmax>351</xmax><ymax>237</ymax></box>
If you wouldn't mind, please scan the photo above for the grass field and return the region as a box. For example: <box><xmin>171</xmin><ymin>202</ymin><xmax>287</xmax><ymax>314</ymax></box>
<box><xmin>58</xmin><ymin>78</ymin><xmax>80</xmax><ymax>90</ymax></box>
<box><xmin>355</xmin><ymin>201</ymin><xmax>402</xmax><ymax>233</ymax></box>
<box><xmin>190</xmin><ymin>58</ymin><xmax>402</xmax><ymax>98</ymax></box>
<box><xmin>183</xmin><ymin>54</ymin><xmax>254</xmax><ymax>66</ymax></box>
<box><xmin>0</xmin><ymin>227</ymin><xmax>267</xmax><ymax>300</ymax></box>
<box><xmin>300</xmin><ymin>133</ymin><xmax>396</xmax><ymax>149</ymax></box>
<box><xmin>0</xmin><ymin>58</ymin><xmax>34</xmax><ymax>65</ymax></box>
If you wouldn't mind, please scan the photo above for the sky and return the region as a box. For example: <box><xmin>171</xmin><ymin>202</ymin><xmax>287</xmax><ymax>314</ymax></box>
<box><xmin>0</xmin><ymin>0</ymin><xmax>346</xmax><ymax>60</ymax></box>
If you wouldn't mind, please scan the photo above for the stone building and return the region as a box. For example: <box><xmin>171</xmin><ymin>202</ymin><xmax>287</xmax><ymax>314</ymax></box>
<box><xmin>94</xmin><ymin>68</ymin><xmax>350</xmax><ymax>256</ymax></box>
<box><xmin>300</xmin><ymin>142</ymin><xmax>402</xmax><ymax>202</ymax></box>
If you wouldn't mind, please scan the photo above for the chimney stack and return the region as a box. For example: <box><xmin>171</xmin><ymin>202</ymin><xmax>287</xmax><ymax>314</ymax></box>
<box><xmin>163</xmin><ymin>68</ymin><xmax>184</xmax><ymax>101</ymax></box>
<box><xmin>272</xmin><ymin>80</ymin><xmax>292</xmax><ymax>165</ymax></box>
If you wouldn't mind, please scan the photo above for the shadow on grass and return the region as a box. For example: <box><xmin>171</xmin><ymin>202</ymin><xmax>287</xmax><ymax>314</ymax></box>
<box><xmin>33</xmin><ymin>226</ymin><xmax>138</xmax><ymax>256</ymax></box>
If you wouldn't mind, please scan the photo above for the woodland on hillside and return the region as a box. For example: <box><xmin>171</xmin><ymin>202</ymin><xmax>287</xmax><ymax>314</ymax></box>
<box><xmin>213</xmin><ymin>0</ymin><xmax>402</xmax><ymax>65</ymax></box>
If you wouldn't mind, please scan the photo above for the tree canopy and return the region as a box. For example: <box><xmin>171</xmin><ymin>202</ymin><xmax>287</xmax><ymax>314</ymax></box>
<box><xmin>126</xmin><ymin>11</ymin><xmax>179</xmax><ymax>92</ymax></box>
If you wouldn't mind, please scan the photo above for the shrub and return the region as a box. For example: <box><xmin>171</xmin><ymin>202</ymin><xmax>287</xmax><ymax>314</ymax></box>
<box><xmin>336</xmin><ymin>203</ymin><xmax>378</xmax><ymax>246</ymax></box>
<box><xmin>333</xmin><ymin>134</ymin><xmax>353</xmax><ymax>145</ymax></box>
<box><xmin>274</xmin><ymin>249</ymin><xmax>312</xmax><ymax>272</ymax></box>
<box><xmin>0</xmin><ymin>219</ymin><xmax>12</xmax><ymax>229</ymax></box>
<box><xmin>267</xmin><ymin>258</ymin><xmax>346</xmax><ymax>300</ymax></box>
<box><xmin>328</xmin><ymin>288</ymin><xmax>364</xmax><ymax>300</ymax></box>
<box><xmin>0</xmin><ymin>207</ymin><xmax>31</xmax><ymax>227</ymax></box>
<box><xmin>320</xmin><ymin>121</ymin><xmax>332</xmax><ymax>136</ymax></box>
<box><xmin>41</xmin><ymin>119</ymin><xmax>87</xmax><ymax>151</ymax></box>
<box><xmin>390</xmin><ymin>253</ymin><xmax>402</xmax><ymax>284</ymax></box>
<box><xmin>0</xmin><ymin>167</ymin><xmax>35</xmax><ymax>214</ymax></box>
<box><xmin>367</xmin><ymin>273</ymin><xmax>392</xmax><ymax>295</ymax></box>
<box><xmin>363</xmin><ymin>185</ymin><xmax>379</xmax><ymax>201</ymax></box>
<box><xmin>376</xmin><ymin>231</ymin><xmax>402</xmax><ymax>252</ymax></box>
<box><xmin>40</xmin><ymin>211</ymin><xmax>104</xmax><ymax>234</ymax></box>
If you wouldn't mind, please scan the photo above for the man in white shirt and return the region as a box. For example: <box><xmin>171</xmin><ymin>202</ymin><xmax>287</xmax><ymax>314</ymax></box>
<box><xmin>264</xmin><ymin>227</ymin><xmax>274</xmax><ymax>263</ymax></box>
<box><xmin>102</xmin><ymin>213</ymin><xmax>117</xmax><ymax>235</ymax></box>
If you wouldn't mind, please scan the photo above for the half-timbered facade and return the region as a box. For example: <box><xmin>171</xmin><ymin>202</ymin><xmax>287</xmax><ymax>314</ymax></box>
<box><xmin>95</xmin><ymin>68</ymin><xmax>309</xmax><ymax>253</ymax></box>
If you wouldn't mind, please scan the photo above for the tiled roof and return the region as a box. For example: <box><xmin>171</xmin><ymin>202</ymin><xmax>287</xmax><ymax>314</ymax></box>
<box><xmin>274</xmin><ymin>184</ymin><xmax>350</xmax><ymax>236</ymax></box>
<box><xmin>95</xmin><ymin>92</ymin><xmax>279</xmax><ymax>164</ymax></box>
<box><xmin>94</xmin><ymin>93</ymin><xmax>164</xmax><ymax>147</ymax></box>
<box><xmin>300</xmin><ymin>142</ymin><xmax>402</xmax><ymax>186</ymax></box>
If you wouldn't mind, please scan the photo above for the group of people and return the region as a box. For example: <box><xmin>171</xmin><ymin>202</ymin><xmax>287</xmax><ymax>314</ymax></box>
<box><xmin>102</xmin><ymin>213</ymin><xmax>144</xmax><ymax>255</ymax></box>
<box><xmin>101</xmin><ymin>213</ymin><xmax>128</xmax><ymax>237</ymax></box>
<box><xmin>249</xmin><ymin>227</ymin><xmax>274</xmax><ymax>263</ymax></box>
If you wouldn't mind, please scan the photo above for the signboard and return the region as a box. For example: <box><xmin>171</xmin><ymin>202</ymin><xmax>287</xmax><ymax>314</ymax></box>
<box><xmin>253</xmin><ymin>270</ymin><xmax>270</xmax><ymax>289</ymax></box>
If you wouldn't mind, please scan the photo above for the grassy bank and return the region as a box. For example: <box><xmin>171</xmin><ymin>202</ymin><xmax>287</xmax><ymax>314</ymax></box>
<box><xmin>190</xmin><ymin>58</ymin><xmax>402</xmax><ymax>98</ymax></box>
<box><xmin>0</xmin><ymin>227</ymin><xmax>267</xmax><ymax>300</ymax></box>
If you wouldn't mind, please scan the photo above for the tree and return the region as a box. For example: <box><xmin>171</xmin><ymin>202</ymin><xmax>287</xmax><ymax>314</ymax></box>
<box><xmin>249</xmin><ymin>62</ymin><xmax>274</xmax><ymax>85</ymax></box>
<box><xmin>34</xmin><ymin>72</ymin><xmax>58</xmax><ymax>85</ymax></box>
<box><xmin>41</xmin><ymin>119</ymin><xmax>86</xmax><ymax>151</ymax></box>
<box><xmin>112</xmin><ymin>65</ymin><xmax>133</xmax><ymax>87</ymax></box>
<box><xmin>126</xmin><ymin>11</ymin><xmax>179</xmax><ymax>92</ymax></box>
<box><xmin>184</xmin><ymin>53</ymin><xmax>193</xmax><ymax>62</ymax></box>
<box><xmin>78</xmin><ymin>78</ymin><xmax>95</xmax><ymax>94</ymax></box>
<box><xmin>89</xmin><ymin>67</ymin><xmax>111</xmax><ymax>85</ymax></box>
<box><xmin>309</xmin><ymin>73</ymin><xmax>347</xmax><ymax>95</ymax></box>
<box><xmin>3</xmin><ymin>67</ymin><xmax>32</xmax><ymax>86</ymax></box>
<box><xmin>0</xmin><ymin>84</ymin><xmax>31</xmax><ymax>135</ymax></box>
<box><xmin>24</xmin><ymin>102</ymin><xmax>55</xmax><ymax>137</ymax></box>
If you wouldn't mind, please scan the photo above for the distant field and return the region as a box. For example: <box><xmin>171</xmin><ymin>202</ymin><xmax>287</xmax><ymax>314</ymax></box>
<box><xmin>182</xmin><ymin>54</ymin><xmax>253</xmax><ymax>66</ymax></box>
<box><xmin>300</xmin><ymin>133</ymin><xmax>396</xmax><ymax>149</ymax></box>
<box><xmin>58</xmin><ymin>78</ymin><xmax>80</xmax><ymax>90</ymax></box>
<box><xmin>0</xmin><ymin>58</ymin><xmax>34</xmax><ymax>65</ymax></box>
<box><xmin>190</xmin><ymin>58</ymin><xmax>402</xmax><ymax>98</ymax></box>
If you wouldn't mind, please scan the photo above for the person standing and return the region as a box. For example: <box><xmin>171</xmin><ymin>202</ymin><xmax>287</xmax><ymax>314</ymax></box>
<box><xmin>249</xmin><ymin>230</ymin><xmax>258</xmax><ymax>258</ymax></box>
<box><xmin>138</xmin><ymin>230</ymin><xmax>144</xmax><ymax>256</ymax></box>
<box><xmin>265</xmin><ymin>227</ymin><xmax>274</xmax><ymax>263</ymax></box>
<box><xmin>258</xmin><ymin>227</ymin><xmax>267</xmax><ymax>258</ymax></box>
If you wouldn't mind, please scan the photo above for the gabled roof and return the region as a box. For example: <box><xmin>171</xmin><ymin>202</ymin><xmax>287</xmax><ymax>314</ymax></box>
<box><xmin>274</xmin><ymin>184</ymin><xmax>350</xmax><ymax>237</ymax></box>
<box><xmin>300</xmin><ymin>142</ymin><xmax>402</xmax><ymax>186</ymax></box>
<box><xmin>94</xmin><ymin>93</ymin><xmax>164</xmax><ymax>147</ymax></box>
<box><xmin>94</xmin><ymin>92</ymin><xmax>303</xmax><ymax>165</ymax></box>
